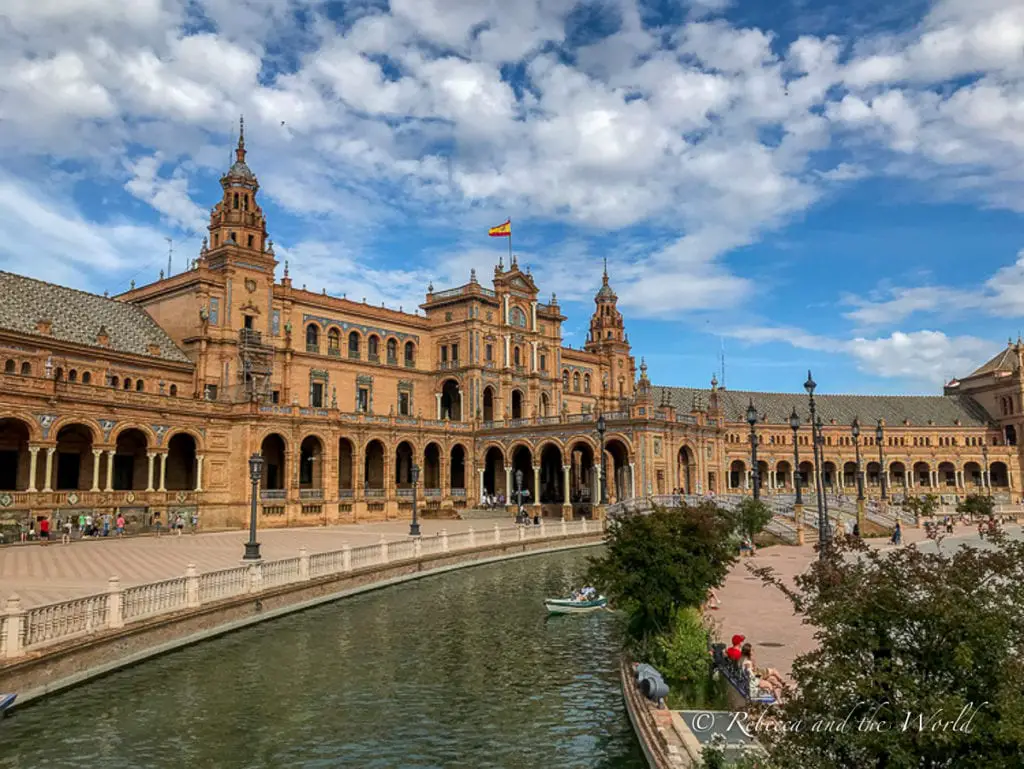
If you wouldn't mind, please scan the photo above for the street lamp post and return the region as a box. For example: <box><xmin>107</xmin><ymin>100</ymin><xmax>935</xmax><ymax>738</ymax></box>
<box><xmin>804</xmin><ymin>371</ymin><xmax>828</xmax><ymax>556</ymax></box>
<box><xmin>789</xmin><ymin>407</ymin><xmax>802</xmax><ymax>506</ymax></box>
<box><xmin>982</xmin><ymin>444</ymin><xmax>990</xmax><ymax>497</ymax></box>
<box><xmin>876</xmin><ymin>419</ymin><xmax>887</xmax><ymax>501</ymax></box>
<box><xmin>515</xmin><ymin>468</ymin><xmax>525</xmax><ymax>524</ymax></box>
<box><xmin>409</xmin><ymin>463</ymin><xmax>421</xmax><ymax>536</ymax></box>
<box><xmin>746</xmin><ymin>400</ymin><xmax>760</xmax><ymax>500</ymax></box>
<box><xmin>596</xmin><ymin>413</ymin><xmax>607</xmax><ymax>505</ymax></box>
<box><xmin>816</xmin><ymin>414</ymin><xmax>831</xmax><ymax>527</ymax></box>
<box><xmin>852</xmin><ymin>417</ymin><xmax>864</xmax><ymax>501</ymax></box>
<box><xmin>244</xmin><ymin>453</ymin><xmax>264</xmax><ymax>561</ymax></box>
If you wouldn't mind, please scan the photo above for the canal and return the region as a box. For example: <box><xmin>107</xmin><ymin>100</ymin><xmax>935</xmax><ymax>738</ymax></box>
<box><xmin>1</xmin><ymin>548</ymin><xmax>645</xmax><ymax>768</ymax></box>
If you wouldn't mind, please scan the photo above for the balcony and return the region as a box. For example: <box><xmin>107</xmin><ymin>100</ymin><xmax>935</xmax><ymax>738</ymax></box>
<box><xmin>404</xmin><ymin>360</ymin><xmax>415</xmax><ymax>368</ymax></box>
<box><xmin>365</xmin><ymin>488</ymin><xmax>386</xmax><ymax>498</ymax></box>
<box><xmin>299</xmin><ymin>489</ymin><xmax>323</xmax><ymax>500</ymax></box>
<box><xmin>386</xmin><ymin>356</ymin><xmax>398</xmax><ymax>366</ymax></box>
<box><xmin>338</xmin><ymin>489</ymin><xmax>354</xmax><ymax>499</ymax></box>
<box><xmin>328</xmin><ymin>347</ymin><xmax>341</xmax><ymax>357</ymax></box>
<box><xmin>397</xmin><ymin>488</ymin><xmax>415</xmax><ymax>498</ymax></box>
<box><xmin>348</xmin><ymin>351</ymin><xmax>360</xmax><ymax>360</ymax></box>
<box><xmin>238</xmin><ymin>328</ymin><xmax>264</xmax><ymax>347</ymax></box>
<box><xmin>368</xmin><ymin>353</ymin><xmax>380</xmax><ymax>363</ymax></box>
<box><xmin>261</xmin><ymin>489</ymin><xmax>287</xmax><ymax>501</ymax></box>
<box><xmin>424</xmin><ymin>488</ymin><xmax>442</xmax><ymax>498</ymax></box>
<box><xmin>306</xmin><ymin>344</ymin><xmax>319</xmax><ymax>354</ymax></box>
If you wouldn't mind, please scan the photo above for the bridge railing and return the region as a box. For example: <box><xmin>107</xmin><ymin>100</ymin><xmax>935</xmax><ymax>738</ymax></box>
<box><xmin>0</xmin><ymin>520</ymin><xmax>604</xmax><ymax>661</ymax></box>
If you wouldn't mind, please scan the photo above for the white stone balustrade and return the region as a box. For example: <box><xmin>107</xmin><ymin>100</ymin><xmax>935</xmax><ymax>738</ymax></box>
<box><xmin>0</xmin><ymin>520</ymin><xmax>602</xmax><ymax>659</ymax></box>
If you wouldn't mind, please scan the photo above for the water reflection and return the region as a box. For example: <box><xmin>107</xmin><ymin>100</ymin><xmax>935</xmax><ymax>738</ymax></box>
<box><xmin>1</xmin><ymin>550</ymin><xmax>644</xmax><ymax>769</ymax></box>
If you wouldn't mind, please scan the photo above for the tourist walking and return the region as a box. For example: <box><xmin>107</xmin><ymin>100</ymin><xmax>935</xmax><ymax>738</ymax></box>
<box><xmin>116</xmin><ymin>514</ymin><xmax>126</xmax><ymax>537</ymax></box>
<box><xmin>38</xmin><ymin>516</ymin><xmax>50</xmax><ymax>544</ymax></box>
<box><xmin>62</xmin><ymin>517</ymin><xmax>72</xmax><ymax>545</ymax></box>
<box><xmin>891</xmin><ymin>520</ymin><xmax>902</xmax><ymax>545</ymax></box>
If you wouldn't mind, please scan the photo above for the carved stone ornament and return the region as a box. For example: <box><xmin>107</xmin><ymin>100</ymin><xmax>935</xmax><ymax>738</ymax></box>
<box><xmin>245</xmin><ymin>278</ymin><xmax>257</xmax><ymax>293</ymax></box>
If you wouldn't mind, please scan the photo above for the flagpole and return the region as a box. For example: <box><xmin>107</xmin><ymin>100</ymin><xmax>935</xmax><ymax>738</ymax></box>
<box><xmin>508</xmin><ymin>218</ymin><xmax>513</xmax><ymax>262</ymax></box>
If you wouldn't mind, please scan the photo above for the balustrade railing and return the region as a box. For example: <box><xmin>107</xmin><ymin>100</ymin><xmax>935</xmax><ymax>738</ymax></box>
<box><xmin>299</xmin><ymin>489</ymin><xmax>323</xmax><ymax>500</ymax></box>
<box><xmin>1</xmin><ymin>520</ymin><xmax>603</xmax><ymax>660</ymax></box>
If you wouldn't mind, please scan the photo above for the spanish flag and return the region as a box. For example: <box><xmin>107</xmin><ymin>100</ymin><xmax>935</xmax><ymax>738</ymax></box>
<box><xmin>488</xmin><ymin>219</ymin><xmax>511</xmax><ymax>237</ymax></box>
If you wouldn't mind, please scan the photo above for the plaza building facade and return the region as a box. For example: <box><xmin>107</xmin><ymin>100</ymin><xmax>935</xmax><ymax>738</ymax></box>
<box><xmin>0</xmin><ymin>129</ymin><xmax>1021</xmax><ymax>531</ymax></box>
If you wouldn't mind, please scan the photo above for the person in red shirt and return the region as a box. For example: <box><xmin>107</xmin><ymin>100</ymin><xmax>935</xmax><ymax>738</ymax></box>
<box><xmin>38</xmin><ymin>516</ymin><xmax>50</xmax><ymax>544</ymax></box>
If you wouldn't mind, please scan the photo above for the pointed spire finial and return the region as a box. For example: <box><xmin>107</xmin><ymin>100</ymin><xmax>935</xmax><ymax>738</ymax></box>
<box><xmin>236</xmin><ymin>115</ymin><xmax>246</xmax><ymax>162</ymax></box>
<box><xmin>470</xmin><ymin>268</ymin><xmax>477</xmax><ymax>283</ymax></box>
<box><xmin>283</xmin><ymin>259</ymin><xmax>289</xmax><ymax>278</ymax></box>
<box><xmin>603</xmin><ymin>255</ymin><xmax>608</xmax><ymax>278</ymax></box>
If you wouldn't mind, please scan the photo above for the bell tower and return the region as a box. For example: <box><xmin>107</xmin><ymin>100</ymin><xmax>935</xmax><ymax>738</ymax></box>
<box><xmin>201</xmin><ymin>116</ymin><xmax>275</xmax><ymax>273</ymax></box>
<box><xmin>585</xmin><ymin>259</ymin><xmax>635</xmax><ymax>405</ymax></box>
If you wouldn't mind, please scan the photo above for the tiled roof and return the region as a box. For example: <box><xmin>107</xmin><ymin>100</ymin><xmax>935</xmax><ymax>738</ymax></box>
<box><xmin>965</xmin><ymin>344</ymin><xmax>1019</xmax><ymax>379</ymax></box>
<box><xmin>656</xmin><ymin>385</ymin><xmax>992</xmax><ymax>428</ymax></box>
<box><xmin>0</xmin><ymin>272</ymin><xmax>192</xmax><ymax>364</ymax></box>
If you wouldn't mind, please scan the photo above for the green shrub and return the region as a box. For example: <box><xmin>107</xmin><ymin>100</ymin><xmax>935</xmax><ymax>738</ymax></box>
<box><xmin>654</xmin><ymin>607</ymin><xmax>711</xmax><ymax>686</ymax></box>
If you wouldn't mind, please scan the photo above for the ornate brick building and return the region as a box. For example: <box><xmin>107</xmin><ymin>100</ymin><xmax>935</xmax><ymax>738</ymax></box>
<box><xmin>0</xmin><ymin>128</ymin><xmax>1020</xmax><ymax>530</ymax></box>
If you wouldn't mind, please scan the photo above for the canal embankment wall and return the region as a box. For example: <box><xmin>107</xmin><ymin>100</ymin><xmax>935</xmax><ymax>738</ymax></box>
<box><xmin>1</xmin><ymin>523</ymin><xmax>604</xmax><ymax>707</ymax></box>
<box><xmin>620</xmin><ymin>659</ymin><xmax>701</xmax><ymax>769</ymax></box>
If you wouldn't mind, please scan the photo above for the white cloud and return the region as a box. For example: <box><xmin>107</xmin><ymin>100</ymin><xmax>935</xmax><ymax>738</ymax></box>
<box><xmin>123</xmin><ymin>155</ymin><xmax>207</xmax><ymax>233</ymax></box>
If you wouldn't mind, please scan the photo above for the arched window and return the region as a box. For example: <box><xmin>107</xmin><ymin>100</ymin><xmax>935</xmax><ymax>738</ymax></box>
<box><xmin>243</xmin><ymin>194</ymin><xmax>249</xmax><ymax>211</ymax></box>
<box><xmin>82</xmin><ymin>371</ymin><xmax>91</xmax><ymax>384</ymax></box>
<box><xmin>404</xmin><ymin>341</ymin><xmax>416</xmax><ymax>367</ymax></box>
<box><xmin>513</xmin><ymin>346</ymin><xmax>521</xmax><ymax>366</ymax></box>
<box><xmin>583</xmin><ymin>374</ymin><xmax>591</xmax><ymax>393</ymax></box>
<box><xmin>20</xmin><ymin>362</ymin><xmax>30</xmax><ymax>376</ymax></box>
<box><xmin>327</xmin><ymin>328</ymin><xmax>340</xmax><ymax>356</ymax></box>
<box><xmin>233</xmin><ymin>192</ymin><xmax>239</xmax><ymax>209</ymax></box>
<box><xmin>368</xmin><ymin>335</ymin><xmax>379</xmax><ymax>360</ymax></box>
<box><xmin>3</xmin><ymin>359</ymin><xmax>14</xmax><ymax>374</ymax></box>
<box><xmin>136</xmin><ymin>379</ymin><xmax>144</xmax><ymax>392</ymax></box>
<box><xmin>510</xmin><ymin>307</ymin><xmax>527</xmax><ymax>327</ymax></box>
<box><xmin>573</xmin><ymin>372</ymin><xmax>581</xmax><ymax>392</ymax></box>
<box><xmin>170</xmin><ymin>384</ymin><xmax>178</xmax><ymax>396</ymax></box>
<box><xmin>306</xmin><ymin>324</ymin><xmax>319</xmax><ymax>352</ymax></box>
<box><xmin>124</xmin><ymin>378</ymin><xmax>132</xmax><ymax>390</ymax></box>
<box><xmin>110</xmin><ymin>375</ymin><xmax>119</xmax><ymax>388</ymax></box>
<box><xmin>68</xmin><ymin>369</ymin><xmax>77</xmax><ymax>382</ymax></box>
<box><xmin>387</xmin><ymin>338</ymin><xmax>398</xmax><ymax>364</ymax></box>
<box><xmin>348</xmin><ymin>331</ymin><xmax>360</xmax><ymax>358</ymax></box>
<box><xmin>55</xmin><ymin>367</ymin><xmax>63</xmax><ymax>380</ymax></box>
<box><xmin>562</xmin><ymin>371</ymin><xmax>569</xmax><ymax>391</ymax></box>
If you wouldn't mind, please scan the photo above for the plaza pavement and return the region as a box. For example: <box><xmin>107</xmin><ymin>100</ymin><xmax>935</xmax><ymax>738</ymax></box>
<box><xmin>0</xmin><ymin>517</ymin><xmax>512</xmax><ymax>608</ymax></box>
<box><xmin>711</xmin><ymin>524</ymin><xmax>1019</xmax><ymax>682</ymax></box>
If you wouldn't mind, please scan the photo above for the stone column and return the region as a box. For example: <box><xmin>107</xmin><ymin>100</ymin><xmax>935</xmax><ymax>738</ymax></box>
<box><xmin>629</xmin><ymin>462</ymin><xmax>636</xmax><ymax>499</ymax></box>
<box><xmin>27</xmin><ymin>446</ymin><xmax>39</xmax><ymax>492</ymax></box>
<box><xmin>504</xmin><ymin>335</ymin><xmax>510</xmax><ymax>368</ymax></box>
<box><xmin>531</xmin><ymin>300</ymin><xmax>537</xmax><ymax>330</ymax></box>
<box><xmin>477</xmin><ymin>467</ymin><xmax>486</xmax><ymax>501</ymax></box>
<box><xmin>105</xmin><ymin>449</ymin><xmax>115</xmax><ymax>492</ymax></box>
<box><xmin>592</xmin><ymin>463</ymin><xmax>601</xmax><ymax>503</ymax></box>
<box><xmin>91</xmin><ymin>449</ymin><xmax>102</xmax><ymax>492</ymax></box>
<box><xmin>42</xmin><ymin>447</ymin><xmax>55</xmax><ymax>492</ymax></box>
<box><xmin>562</xmin><ymin>464</ymin><xmax>571</xmax><ymax>520</ymax></box>
<box><xmin>532</xmin><ymin>464</ymin><xmax>541</xmax><ymax>510</ymax></box>
<box><xmin>504</xmin><ymin>465</ymin><xmax>512</xmax><ymax>505</ymax></box>
<box><xmin>435</xmin><ymin>393</ymin><xmax>442</xmax><ymax>420</ymax></box>
<box><xmin>195</xmin><ymin>455</ymin><xmax>204</xmax><ymax>492</ymax></box>
<box><xmin>158</xmin><ymin>453</ymin><xmax>168</xmax><ymax>492</ymax></box>
<box><xmin>146</xmin><ymin>452</ymin><xmax>156</xmax><ymax>492</ymax></box>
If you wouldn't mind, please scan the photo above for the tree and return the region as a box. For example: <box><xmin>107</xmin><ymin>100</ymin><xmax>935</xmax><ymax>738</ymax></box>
<box><xmin>734</xmin><ymin>497</ymin><xmax>774</xmax><ymax>541</ymax></box>
<box><xmin>587</xmin><ymin>503</ymin><xmax>737</xmax><ymax>647</ymax></box>
<box><xmin>956</xmin><ymin>493</ymin><xmax>995</xmax><ymax>519</ymax></box>
<box><xmin>900</xmin><ymin>492</ymin><xmax>939</xmax><ymax>521</ymax></box>
<box><xmin>752</xmin><ymin>533</ymin><xmax>1024</xmax><ymax>768</ymax></box>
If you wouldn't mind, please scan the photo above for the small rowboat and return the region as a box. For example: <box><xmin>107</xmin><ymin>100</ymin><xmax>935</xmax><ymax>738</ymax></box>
<box><xmin>0</xmin><ymin>693</ymin><xmax>16</xmax><ymax>715</ymax></box>
<box><xmin>545</xmin><ymin>595</ymin><xmax>608</xmax><ymax>614</ymax></box>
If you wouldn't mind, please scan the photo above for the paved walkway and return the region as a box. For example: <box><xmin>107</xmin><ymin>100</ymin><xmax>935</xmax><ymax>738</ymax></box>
<box><xmin>714</xmin><ymin>522</ymin><xmax>1024</xmax><ymax>682</ymax></box>
<box><xmin>0</xmin><ymin>517</ymin><xmax>513</xmax><ymax>608</ymax></box>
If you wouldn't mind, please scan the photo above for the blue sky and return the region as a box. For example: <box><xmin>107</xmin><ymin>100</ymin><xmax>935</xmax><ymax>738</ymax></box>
<box><xmin>1</xmin><ymin>0</ymin><xmax>1023</xmax><ymax>395</ymax></box>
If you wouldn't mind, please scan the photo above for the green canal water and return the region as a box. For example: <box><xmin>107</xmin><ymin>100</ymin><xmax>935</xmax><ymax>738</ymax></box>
<box><xmin>1</xmin><ymin>549</ymin><xmax>646</xmax><ymax>768</ymax></box>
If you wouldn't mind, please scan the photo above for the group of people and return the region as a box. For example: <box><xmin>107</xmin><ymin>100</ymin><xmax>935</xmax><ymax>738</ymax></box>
<box><xmin>571</xmin><ymin>586</ymin><xmax>598</xmax><ymax>602</ymax></box>
<box><xmin>10</xmin><ymin>511</ymin><xmax>199</xmax><ymax>544</ymax></box>
<box><xmin>724</xmin><ymin>633</ymin><xmax>786</xmax><ymax>701</ymax></box>
<box><xmin>479</xmin><ymin>493</ymin><xmax>506</xmax><ymax>510</ymax></box>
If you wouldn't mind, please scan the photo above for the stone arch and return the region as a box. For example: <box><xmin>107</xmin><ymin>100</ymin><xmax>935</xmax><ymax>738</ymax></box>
<box><xmin>53</xmin><ymin>422</ymin><xmax>97</xmax><ymax>491</ymax></box>
<box><xmin>166</xmin><ymin>433</ymin><xmax>197</xmax><ymax>491</ymax></box>
<box><xmin>395</xmin><ymin>439</ymin><xmax>415</xmax><ymax>488</ymax></box>
<box><xmin>305</xmin><ymin>321</ymin><xmax>321</xmax><ymax>351</ymax></box>
<box><xmin>963</xmin><ymin>461</ymin><xmax>982</xmax><ymax>488</ymax></box>
<box><xmin>483</xmin><ymin>444</ymin><xmax>505</xmax><ymax>497</ymax></box>
<box><xmin>729</xmin><ymin>459</ymin><xmax>747</xmax><ymax>490</ymax></box>
<box><xmin>440</xmin><ymin>378</ymin><xmax>461</xmax><ymax>421</ymax></box>
<box><xmin>404</xmin><ymin>340</ymin><xmax>416</xmax><ymax>366</ymax></box>
<box><xmin>386</xmin><ymin>336</ymin><xmax>399</xmax><ymax>364</ymax></box>
<box><xmin>567</xmin><ymin>439</ymin><xmax>596</xmax><ymax>506</ymax></box>
<box><xmin>164</xmin><ymin>427</ymin><xmax>206</xmax><ymax>453</ymax></box>
<box><xmin>510</xmin><ymin>443</ymin><xmax>535</xmax><ymax>503</ymax></box>
<box><xmin>775</xmin><ymin>459</ymin><xmax>792</xmax><ymax>490</ymax></box>
<box><xmin>539</xmin><ymin>391</ymin><xmax>551</xmax><ymax>417</ymax></box>
<box><xmin>539</xmin><ymin>442</ymin><xmax>563</xmax><ymax>504</ymax></box>
<box><xmin>0</xmin><ymin>417</ymin><xmax>34</xmax><ymax>490</ymax></box>
<box><xmin>889</xmin><ymin>461</ymin><xmax>907</xmax><ymax>488</ymax></box>
<box><xmin>677</xmin><ymin>444</ymin><xmax>695</xmax><ymax>494</ymax></box>
<box><xmin>821</xmin><ymin>461</ymin><xmax>837</xmax><ymax>490</ymax></box>
<box><xmin>113</xmin><ymin>428</ymin><xmax>149</xmax><ymax>491</ymax></box>
<box><xmin>510</xmin><ymin>389</ymin><xmax>524</xmax><ymax>419</ymax></box>
<box><xmin>423</xmin><ymin>441</ymin><xmax>442</xmax><ymax>490</ymax></box>
<box><xmin>364</xmin><ymin>438</ymin><xmax>386</xmax><ymax>491</ymax></box>
<box><xmin>843</xmin><ymin>461</ymin><xmax>858</xmax><ymax>488</ymax></box>
<box><xmin>326</xmin><ymin>326</ymin><xmax>341</xmax><ymax>356</ymax></box>
<box><xmin>913</xmin><ymin>461</ymin><xmax>931</xmax><ymax>487</ymax></box>
<box><xmin>865</xmin><ymin>461</ymin><xmax>881</xmax><ymax>488</ymax></box>
<box><xmin>990</xmin><ymin>461</ymin><xmax>1009</xmax><ymax>487</ymax></box>
<box><xmin>299</xmin><ymin>435</ymin><xmax>324</xmax><ymax>489</ymax></box>
<box><xmin>565</xmin><ymin>434</ymin><xmax>598</xmax><ymax>453</ymax></box>
<box><xmin>449</xmin><ymin>443</ymin><xmax>467</xmax><ymax>490</ymax></box>
<box><xmin>109</xmin><ymin>422</ymin><xmax>158</xmax><ymax>448</ymax></box>
<box><xmin>366</xmin><ymin>333</ymin><xmax>380</xmax><ymax>361</ymax></box>
<box><xmin>937</xmin><ymin>461</ymin><xmax>956</xmax><ymax>488</ymax></box>
<box><xmin>483</xmin><ymin>385</ymin><xmax>496</xmax><ymax>421</ymax></box>
<box><xmin>603</xmin><ymin>436</ymin><xmax>631</xmax><ymax>501</ymax></box>
<box><xmin>337</xmin><ymin>436</ymin><xmax>355</xmax><ymax>491</ymax></box>
<box><xmin>48</xmin><ymin>416</ymin><xmax>101</xmax><ymax>445</ymax></box>
<box><xmin>0</xmin><ymin>411</ymin><xmax>42</xmax><ymax>442</ymax></box>
<box><xmin>348</xmin><ymin>329</ymin><xmax>362</xmax><ymax>358</ymax></box>
<box><xmin>3</xmin><ymin>359</ymin><xmax>14</xmax><ymax>374</ymax></box>
<box><xmin>259</xmin><ymin>433</ymin><xmax>288</xmax><ymax>491</ymax></box>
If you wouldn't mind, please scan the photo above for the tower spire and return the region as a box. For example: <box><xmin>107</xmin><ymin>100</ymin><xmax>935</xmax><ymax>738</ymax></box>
<box><xmin>236</xmin><ymin>115</ymin><xmax>246</xmax><ymax>163</ymax></box>
<box><xmin>603</xmin><ymin>256</ymin><xmax>608</xmax><ymax>279</ymax></box>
